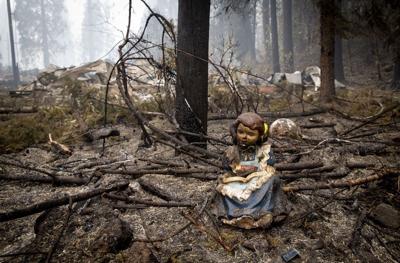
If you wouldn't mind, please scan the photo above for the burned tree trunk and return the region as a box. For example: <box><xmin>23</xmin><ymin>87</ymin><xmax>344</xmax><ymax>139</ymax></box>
<box><xmin>262</xmin><ymin>0</ymin><xmax>271</xmax><ymax>63</ymax></box>
<box><xmin>283</xmin><ymin>0</ymin><xmax>294</xmax><ymax>72</ymax></box>
<box><xmin>175</xmin><ymin>0</ymin><xmax>210</xmax><ymax>146</ymax></box>
<box><xmin>319</xmin><ymin>0</ymin><xmax>336</xmax><ymax>103</ymax></box>
<box><xmin>334</xmin><ymin>35</ymin><xmax>344</xmax><ymax>82</ymax></box>
<box><xmin>270</xmin><ymin>0</ymin><xmax>280</xmax><ymax>73</ymax></box>
<box><xmin>334</xmin><ymin>0</ymin><xmax>345</xmax><ymax>82</ymax></box>
<box><xmin>393</xmin><ymin>54</ymin><xmax>400</xmax><ymax>89</ymax></box>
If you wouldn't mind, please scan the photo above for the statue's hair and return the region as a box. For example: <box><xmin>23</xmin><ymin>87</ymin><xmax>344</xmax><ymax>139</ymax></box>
<box><xmin>229</xmin><ymin>112</ymin><xmax>267</xmax><ymax>145</ymax></box>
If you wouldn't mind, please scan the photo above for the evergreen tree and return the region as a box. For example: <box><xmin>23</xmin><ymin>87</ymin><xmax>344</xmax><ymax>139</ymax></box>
<box><xmin>81</xmin><ymin>0</ymin><xmax>113</xmax><ymax>63</ymax></box>
<box><xmin>282</xmin><ymin>0</ymin><xmax>294</xmax><ymax>72</ymax></box>
<box><xmin>14</xmin><ymin>0</ymin><xmax>67</xmax><ymax>68</ymax></box>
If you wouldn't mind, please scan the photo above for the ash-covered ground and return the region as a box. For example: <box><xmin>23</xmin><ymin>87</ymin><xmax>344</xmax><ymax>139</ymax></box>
<box><xmin>1</xmin><ymin>102</ymin><xmax>399</xmax><ymax>263</ymax></box>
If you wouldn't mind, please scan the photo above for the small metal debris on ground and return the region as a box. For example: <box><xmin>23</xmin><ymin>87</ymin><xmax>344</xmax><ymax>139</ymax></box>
<box><xmin>281</xmin><ymin>248</ymin><xmax>300</xmax><ymax>262</ymax></box>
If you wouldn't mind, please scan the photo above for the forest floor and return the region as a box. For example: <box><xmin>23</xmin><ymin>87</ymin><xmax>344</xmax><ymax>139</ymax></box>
<box><xmin>0</xmin><ymin>67</ymin><xmax>399</xmax><ymax>262</ymax></box>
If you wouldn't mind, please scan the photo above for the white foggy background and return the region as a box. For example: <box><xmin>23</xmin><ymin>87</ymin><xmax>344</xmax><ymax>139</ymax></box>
<box><xmin>0</xmin><ymin>0</ymin><xmax>268</xmax><ymax>72</ymax></box>
<box><xmin>0</xmin><ymin>0</ymin><xmax>148</xmax><ymax>70</ymax></box>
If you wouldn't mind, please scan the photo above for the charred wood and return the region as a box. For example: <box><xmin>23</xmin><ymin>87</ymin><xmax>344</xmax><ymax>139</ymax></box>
<box><xmin>105</xmin><ymin>193</ymin><xmax>194</xmax><ymax>208</ymax></box>
<box><xmin>280</xmin><ymin>170</ymin><xmax>348</xmax><ymax>180</ymax></box>
<box><xmin>0</xmin><ymin>107</ymin><xmax>37</xmax><ymax>114</ymax></box>
<box><xmin>0</xmin><ymin>181</ymin><xmax>128</xmax><ymax>222</ymax></box>
<box><xmin>275</xmin><ymin>161</ymin><xmax>324</xmax><ymax>171</ymax></box>
<box><xmin>138</xmin><ymin>179</ymin><xmax>178</xmax><ymax>201</ymax></box>
<box><xmin>300</xmin><ymin>123</ymin><xmax>336</xmax><ymax>129</ymax></box>
<box><xmin>346</xmin><ymin>162</ymin><xmax>375</xmax><ymax>169</ymax></box>
<box><xmin>101</xmin><ymin>167</ymin><xmax>219</xmax><ymax>180</ymax></box>
<box><xmin>208</xmin><ymin>108</ymin><xmax>327</xmax><ymax>121</ymax></box>
<box><xmin>283</xmin><ymin>169</ymin><xmax>399</xmax><ymax>192</ymax></box>
<box><xmin>84</xmin><ymin>127</ymin><xmax>120</xmax><ymax>142</ymax></box>
<box><xmin>340</xmin><ymin>103</ymin><xmax>400</xmax><ymax>136</ymax></box>
<box><xmin>0</xmin><ymin>173</ymin><xmax>87</xmax><ymax>185</ymax></box>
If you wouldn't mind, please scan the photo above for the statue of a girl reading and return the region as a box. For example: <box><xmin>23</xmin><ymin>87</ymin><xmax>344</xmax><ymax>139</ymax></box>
<box><xmin>213</xmin><ymin>112</ymin><xmax>290</xmax><ymax>229</ymax></box>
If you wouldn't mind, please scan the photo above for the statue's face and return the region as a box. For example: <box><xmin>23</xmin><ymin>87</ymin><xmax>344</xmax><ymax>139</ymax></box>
<box><xmin>236</xmin><ymin>123</ymin><xmax>260</xmax><ymax>146</ymax></box>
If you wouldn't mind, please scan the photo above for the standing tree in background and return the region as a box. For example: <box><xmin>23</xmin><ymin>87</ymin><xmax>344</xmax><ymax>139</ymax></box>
<box><xmin>175</xmin><ymin>0</ymin><xmax>210</xmax><ymax>145</ymax></box>
<box><xmin>225</xmin><ymin>2</ymin><xmax>256</xmax><ymax>64</ymax></box>
<box><xmin>282</xmin><ymin>0</ymin><xmax>294</xmax><ymax>72</ymax></box>
<box><xmin>81</xmin><ymin>0</ymin><xmax>112</xmax><ymax>63</ymax></box>
<box><xmin>14</xmin><ymin>0</ymin><xmax>66</xmax><ymax>68</ymax></box>
<box><xmin>270</xmin><ymin>0</ymin><xmax>280</xmax><ymax>72</ymax></box>
<box><xmin>262</xmin><ymin>0</ymin><xmax>271</xmax><ymax>65</ymax></box>
<box><xmin>319</xmin><ymin>0</ymin><xmax>336</xmax><ymax>103</ymax></box>
<box><xmin>334</xmin><ymin>0</ymin><xmax>345</xmax><ymax>82</ymax></box>
<box><xmin>213</xmin><ymin>0</ymin><xmax>258</xmax><ymax>66</ymax></box>
<box><xmin>357</xmin><ymin>1</ymin><xmax>400</xmax><ymax>89</ymax></box>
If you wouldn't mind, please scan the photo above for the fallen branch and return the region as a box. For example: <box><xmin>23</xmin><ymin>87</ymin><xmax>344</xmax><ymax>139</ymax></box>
<box><xmin>300</xmin><ymin>123</ymin><xmax>336</xmax><ymax>129</ymax></box>
<box><xmin>208</xmin><ymin>108</ymin><xmax>327</xmax><ymax>121</ymax></box>
<box><xmin>132</xmin><ymin>189</ymin><xmax>216</xmax><ymax>243</ymax></box>
<box><xmin>137</xmin><ymin>158</ymin><xmax>185</xmax><ymax>168</ymax></box>
<box><xmin>0</xmin><ymin>107</ymin><xmax>37</xmax><ymax>114</ymax></box>
<box><xmin>280</xmin><ymin>170</ymin><xmax>348</xmax><ymax>180</ymax></box>
<box><xmin>342</xmin><ymin>144</ymin><xmax>386</xmax><ymax>155</ymax></box>
<box><xmin>283</xmin><ymin>169</ymin><xmax>399</xmax><ymax>192</ymax></box>
<box><xmin>303</xmin><ymin>165</ymin><xmax>337</xmax><ymax>174</ymax></box>
<box><xmin>71</xmin><ymin>157</ymin><xmax>125</xmax><ymax>171</ymax></box>
<box><xmin>138</xmin><ymin>179</ymin><xmax>178</xmax><ymax>201</ymax></box>
<box><xmin>155</xmin><ymin>138</ymin><xmax>224</xmax><ymax>169</ymax></box>
<box><xmin>84</xmin><ymin>127</ymin><xmax>120</xmax><ymax>142</ymax></box>
<box><xmin>287</xmin><ymin>188</ymin><xmax>347</xmax><ymax>224</ymax></box>
<box><xmin>105</xmin><ymin>193</ymin><xmax>194</xmax><ymax>208</ymax></box>
<box><xmin>101</xmin><ymin>167</ymin><xmax>219</xmax><ymax>179</ymax></box>
<box><xmin>48</xmin><ymin>134</ymin><xmax>72</xmax><ymax>155</ymax></box>
<box><xmin>175</xmin><ymin>130</ymin><xmax>232</xmax><ymax>145</ymax></box>
<box><xmin>340</xmin><ymin>103</ymin><xmax>400</xmax><ymax>136</ymax></box>
<box><xmin>0</xmin><ymin>158</ymin><xmax>67</xmax><ymax>179</ymax></box>
<box><xmin>182</xmin><ymin>211</ymin><xmax>235</xmax><ymax>252</ymax></box>
<box><xmin>0</xmin><ymin>251</ymin><xmax>47</xmax><ymax>258</ymax></box>
<box><xmin>0</xmin><ymin>181</ymin><xmax>128</xmax><ymax>222</ymax></box>
<box><xmin>346</xmin><ymin>161</ymin><xmax>375</xmax><ymax>169</ymax></box>
<box><xmin>0</xmin><ymin>173</ymin><xmax>87</xmax><ymax>185</ymax></box>
<box><xmin>275</xmin><ymin>161</ymin><xmax>324</xmax><ymax>171</ymax></box>
<box><xmin>45</xmin><ymin>198</ymin><xmax>73</xmax><ymax>263</ymax></box>
<box><xmin>348</xmin><ymin>208</ymin><xmax>368</xmax><ymax>250</ymax></box>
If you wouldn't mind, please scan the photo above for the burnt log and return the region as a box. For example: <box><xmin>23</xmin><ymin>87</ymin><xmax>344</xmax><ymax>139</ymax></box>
<box><xmin>105</xmin><ymin>193</ymin><xmax>194</xmax><ymax>208</ymax></box>
<box><xmin>0</xmin><ymin>173</ymin><xmax>87</xmax><ymax>185</ymax></box>
<box><xmin>0</xmin><ymin>181</ymin><xmax>128</xmax><ymax>222</ymax></box>
<box><xmin>275</xmin><ymin>161</ymin><xmax>323</xmax><ymax>171</ymax></box>
<box><xmin>84</xmin><ymin>127</ymin><xmax>121</xmax><ymax>142</ymax></box>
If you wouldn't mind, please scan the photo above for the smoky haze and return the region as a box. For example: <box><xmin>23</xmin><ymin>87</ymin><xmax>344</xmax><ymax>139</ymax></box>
<box><xmin>0</xmin><ymin>0</ymin><xmax>396</xmax><ymax>85</ymax></box>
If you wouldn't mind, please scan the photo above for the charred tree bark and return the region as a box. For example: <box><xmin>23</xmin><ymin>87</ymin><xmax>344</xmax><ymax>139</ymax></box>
<box><xmin>175</xmin><ymin>0</ymin><xmax>210</xmax><ymax>146</ymax></box>
<box><xmin>282</xmin><ymin>0</ymin><xmax>294</xmax><ymax>72</ymax></box>
<box><xmin>262</xmin><ymin>0</ymin><xmax>271</xmax><ymax>63</ymax></box>
<box><xmin>334</xmin><ymin>0</ymin><xmax>345</xmax><ymax>82</ymax></box>
<box><xmin>334</xmin><ymin>35</ymin><xmax>344</xmax><ymax>82</ymax></box>
<box><xmin>393</xmin><ymin>54</ymin><xmax>400</xmax><ymax>89</ymax></box>
<box><xmin>270</xmin><ymin>0</ymin><xmax>280</xmax><ymax>72</ymax></box>
<box><xmin>319</xmin><ymin>0</ymin><xmax>336</xmax><ymax>103</ymax></box>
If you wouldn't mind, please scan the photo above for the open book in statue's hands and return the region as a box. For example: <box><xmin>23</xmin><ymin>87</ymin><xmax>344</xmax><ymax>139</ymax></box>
<box><xmin>232</xmin><ymin>164</ymin><xmax>258</xmax><ymax>177</ymax></box>
<box><xmin>221</xmin><ymin>165</ymin><xmax>276</xmax><ymax>184</ymax></box>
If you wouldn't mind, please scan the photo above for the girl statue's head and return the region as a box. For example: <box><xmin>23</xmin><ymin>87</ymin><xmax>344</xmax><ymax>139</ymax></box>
<box><xmin>230</xmin><ymin>112</ymin><xmax>268</xmax><ymax>146</ymax></box>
